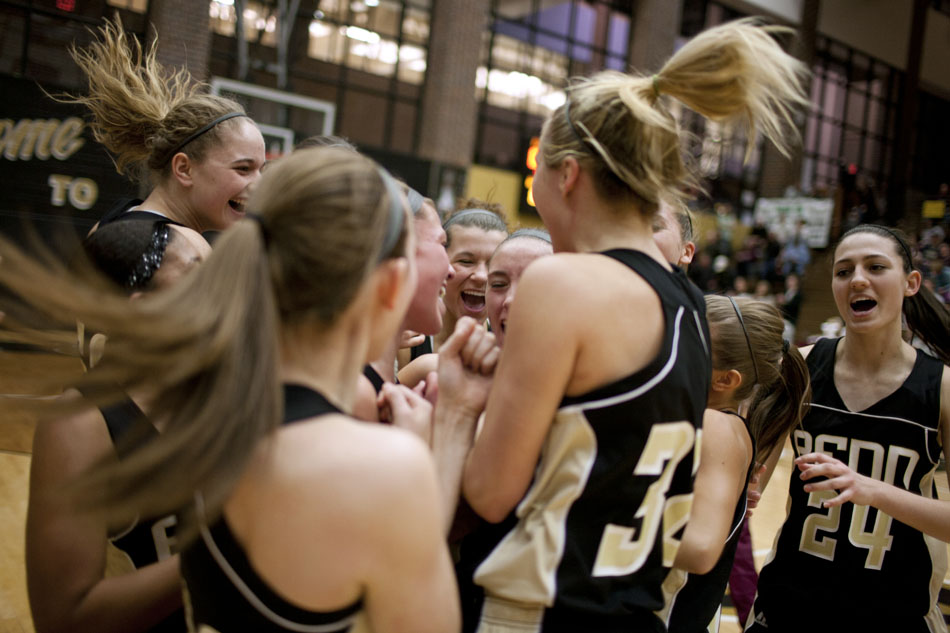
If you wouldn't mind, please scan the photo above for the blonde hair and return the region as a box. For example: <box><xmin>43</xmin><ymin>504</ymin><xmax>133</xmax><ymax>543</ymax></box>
<box><xmin>61</xmin><ymin>16</ymin><xmax>246</xmax><ymax>180</ymax></box>
<box><xmin>0</xmin><ymin>148</ymin><xmax>408</xmax><ymax>540</ymax></box>
<box><xmin>542</xmin><ymin>18</ymin><xmax>809</xmax><ymax>214</ymax></box>
<box><xmin>705</xmin><ymin>295</ymin><xmax>810</xmax><ymax>461</ymax></box>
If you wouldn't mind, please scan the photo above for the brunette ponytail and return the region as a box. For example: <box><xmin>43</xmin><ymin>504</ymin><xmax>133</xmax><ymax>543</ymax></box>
<box><xmin>748</xmin><ymin>343</ymin><xmax>811</xmax><ymax>461</ymax></box>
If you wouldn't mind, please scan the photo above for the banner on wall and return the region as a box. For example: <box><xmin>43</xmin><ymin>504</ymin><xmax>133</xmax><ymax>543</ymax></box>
<box><xmin>753</xmin><ymin>197</ymin><xmax>834</xmax><ymax>248</ymax></box>
<box><xmin>0</xmin><ymin>75</ymin><xmax>135</xmax><ymax>242</ymax></box>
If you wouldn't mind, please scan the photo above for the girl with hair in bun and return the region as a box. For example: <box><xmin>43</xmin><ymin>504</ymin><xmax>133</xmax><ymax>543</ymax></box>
<box><xmin>63</xmin><ymin>17</ymin><xmax>265</xmax><ymax>233</ymax></box>
<box><xmin>749</xmin><ymin>225</ymin><xmax>950</xmax><ymax>633</ymax></box>
<box><xmin>657</xmin><ymin>295</ymin><xmax>810</xmax><ymax>633</ymax></box>
<box><xmin>455</xmin><ymin>19</ymin><xmax>809</xmax><ymax>633</ymax></box>
<box><xmin>25</xmin><ymin>218</ymin><xmax>210</xmax><ymax>633</ymax></box>
<box><xmin>3</xmin><ymin>147</ymin><xmax>486</xmax><ymax>633</ymax></box>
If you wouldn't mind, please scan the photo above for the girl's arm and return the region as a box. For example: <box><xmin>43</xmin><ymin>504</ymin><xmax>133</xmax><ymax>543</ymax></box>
<box><xmin>397</xmin><ymin>352</ymin><xmax>438</xmax><ymax>390</ymax></box>
<box><xmin>26</xmin><ymin>398</ymin><xmax>182</xmax><ymax>633</ymax></box>
<box><xmin>461</xmin><ymin>259</ymin><xmax>581</xmax><ymax>522</ymax></box>
<box><xmin>796</xmin><ymin>366</ymin><xmax>950</xmax><ymax>543</ymax></box>
<box><xmin>674</xmin><ymin>409</ymin><xmax>753</xmax><ymax>574</ymax></box>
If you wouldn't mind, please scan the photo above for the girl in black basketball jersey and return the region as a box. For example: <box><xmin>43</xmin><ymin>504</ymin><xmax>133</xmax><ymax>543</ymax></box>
<box><xmin>454</xmin><ymin>19</ymin><xmax>809</xmax><ymax>633</ymax></box>
<box><xmin>62</xmin><ymin>17</ymin><xmax>265</xmax><ymax>233</ymax></box>
<box><xmin>658</xmin><ymin>295</ymin><xmax>810</xmax><ymax>633</ymax></box>
<box><xmin>26</xmin><ymin>219</ymin><xmax>210</xmax><ymax>633</ymax></box>
<box><xmin>750</xmin><ymin>225</ymin><xmax>950</xmax><ymax>632</ymax></box>
<box><xmin>2</xmin><ymin>148</ymin><xmax>488</xmax><ymax>633</ymax></box>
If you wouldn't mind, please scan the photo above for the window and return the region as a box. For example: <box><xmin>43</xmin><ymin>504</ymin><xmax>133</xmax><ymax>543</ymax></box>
<box><xmin>207</xmin><ymin>0</ymin><xmax>431</xmax><ymax>153</ymax></box>
<box><xmin>800</xmin><ymin>36</ymin><xmax>902</xmax><ymax>195</ymax></box>
<box><xmin>210</xmin><ymin>1</ymin><xmax>279</xmax><ymax>46</ymax></box>
<box><xmin>0</xmin><ymin>3</ymin><xmax>148</xmax><ymax>87</ymax></box>
<box><xmin>475</xmin><ymin>0</ymin><xmax>632</xmax><ymax>171</ymax></box>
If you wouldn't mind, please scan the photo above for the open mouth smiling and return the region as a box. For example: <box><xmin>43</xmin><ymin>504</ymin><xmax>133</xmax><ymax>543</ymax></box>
<box><xmin>461</xmin><ymin>290</ymin><xmax>485</xmax><ymax>312</ymax></box>
<box><xmin>228</xmin><ymin>199</ymin><xmax>247</xmax><ymax>214</ymax></box>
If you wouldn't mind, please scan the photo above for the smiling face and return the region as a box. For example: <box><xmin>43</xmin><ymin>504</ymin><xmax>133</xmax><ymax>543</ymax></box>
<box><xmin>486</xmin><ymin>237</ymin><xmax>552</xmax><ymax>346</ymax></box>
<box><xmin>187</xmin><ymin>118</ymin><xmax>266</xmax><ymax>231</ymax></box>
<box><xmin>444</xmin><ymin>224</ymin><xmax>507</xmax><ymax>323</ymax></box>
<box><xmin>832</xmin><ymin>231</ymin><xmax>920</xmax><ymax>333</ymax></box>
<box><xmin>404</xmin><ymin>202</ymin><xmax>453</xmax><ymax>334</ymax></box>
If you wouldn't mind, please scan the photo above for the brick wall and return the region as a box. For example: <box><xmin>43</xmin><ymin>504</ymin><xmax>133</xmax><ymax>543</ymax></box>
<box><xmin>149</xmin><ymin>0</ymin><xmax>212</xmax><ymax>82</ymax></box>
<box><xmin>417</xmin><ymin>0</ymin><xmax>490</xmax><ymax>167</ymax></box>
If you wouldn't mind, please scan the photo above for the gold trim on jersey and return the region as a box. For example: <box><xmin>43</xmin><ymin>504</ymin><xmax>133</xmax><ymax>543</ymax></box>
<box><xmin>473</xmin><ymin>408</ymin><xmax>598</xmax><ymax>606</ymax></box>
<box><xmin>920</xmin><ymin>467</ymin><xmax>949</xmax><ymax>633</ymax></box>
<box><xmin>475</xmin><ymin>596</ymin><xmax>544</xmax><ymax>633</ymax></box>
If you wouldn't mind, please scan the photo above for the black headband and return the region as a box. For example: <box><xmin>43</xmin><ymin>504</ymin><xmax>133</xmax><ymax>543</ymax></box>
<box><xmin>126</xmin><ymin>222</ymin><xmax>170</xmax><ymax>289</ymax></box>
<box><xmin>165</xmin><ymin>112</ymin><xmax>246</xmax><ymax>164</ymax></box>
<box><xmin>728</xmin><ymin>296</ymin><xmax>760</xmax><ymax>386</ymax></box>
<box><xmin>876</xmin><ymin>225</ymin><xmax>915</xmax><ymax>270</ymax></box>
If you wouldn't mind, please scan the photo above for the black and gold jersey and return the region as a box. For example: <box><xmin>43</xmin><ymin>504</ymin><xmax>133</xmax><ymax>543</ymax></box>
<box><xmin>181</xmin><ymin>385</ymin><xmax>362</xmax><ymax>633</ymax></box>
<box><xmin>752</xmin><ymin>337</ymin><xmax>947</xmax><ymax>633</ymax></box>
<box><xmin>459</xmin><ymin>249</ymin><xmax>710</xmax><ymax>633</ymax></box>
<box><xmin>659</xmin><ymin>412</ymin><xmax>754</xmax><ymax>633</ymax></box>
<box><xmin>99</xmin><ymin>396</ymin><xmax>185</xmax><ymax>633</ymax></box>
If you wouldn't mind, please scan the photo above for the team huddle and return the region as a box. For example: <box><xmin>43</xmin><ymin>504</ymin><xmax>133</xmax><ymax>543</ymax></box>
<box><xmin>2</xmin><ymin>15</ymin><xmax>949</xmax><ymax>633</ymax></box>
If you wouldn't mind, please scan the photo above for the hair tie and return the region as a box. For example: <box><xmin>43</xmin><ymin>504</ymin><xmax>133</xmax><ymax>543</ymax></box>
<box><xmin>728</xmin><ymin>296</ymin><xmax>760</xmax><ymax>386</ymax></box>
<box><xmin>165</xmin><ymin>112</ymin><xmax>246</xmax><ymax>165</ymax></box>
<box><xmin>126</xmin><ymin>223</ymin><xmax>170</xmax><ymax>289</ymax></box>
<box><xmin>652</xmin><ymin>74</ymin><xmax>661</xmax><ymax>98</ymax></box>
<box><xmin>782</xmin><ymin>339</ymin><xmax>790</xmax><ymax>354</ymax></box>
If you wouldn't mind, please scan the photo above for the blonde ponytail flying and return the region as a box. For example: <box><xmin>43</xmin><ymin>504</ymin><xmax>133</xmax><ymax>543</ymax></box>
<box><xmin>543</xmin><ymin>18</ymin><xmax>810</xmax><ymax>213</ymax></box>
<box><xmin>654</xmin><ymin>18</ymin><xmax>810</xmax><ymax>160</ymax></box>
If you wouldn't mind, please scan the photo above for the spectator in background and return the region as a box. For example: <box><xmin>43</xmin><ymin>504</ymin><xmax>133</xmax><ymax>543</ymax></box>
<box><xmin>762</xmin><ymin>231</ymin><xmax>784</xmax><ymax>283</ymax></box>
<box><xmin>781</xmin><ymin>224</ymin><xmax>811</xmax><ymax>276</ymax></box>
<box><xmin>926</xmin><ymin>256</ymin><xmax>950</xmax><ymax>302</ymax></box>
<box><xmin>753</xmin><ymin>279</ymin><xmax>776</xmax><ymax>305</ymax></box>
<box><xmin>729</xmin><ymin>275</ymin><xmax>752</xmax><ymax>299</ymax></box>
<box><xmin>734</xmin><ymin>233</ymin><xmax>763</xmax><ymax>280</ymax></box>
<box><xmin>777</xmin><ymin>273</ymin><xmax>803</xmax><ymax>343</ymax></box>
<box><xmin>689</xmin><ymin>251</ymin><xmax>716</xmax><ymax>293</ymax></box>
